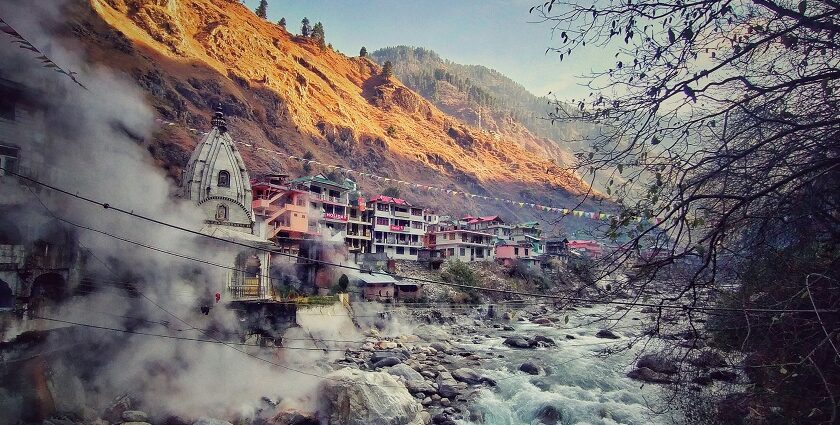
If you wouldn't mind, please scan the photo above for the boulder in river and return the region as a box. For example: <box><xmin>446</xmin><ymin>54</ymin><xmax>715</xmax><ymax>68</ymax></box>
<box><xmin>436</xmin><ymin>372</ymin><xmax>463</xmax><ymax>399</ymax></box>
<box><xmin>519</xmin><ymin>362</ymin><xmax>540</xmax><ymax>375</ymax></box>
<box><xmin>596</xmin><ymin>329</ymin><xmax>621</xmax><ymax>339</ymax></box>
<box><xmin>503</xmin><ymin>336</ymin><xmax>533</xmax><ymax>348</ymax></box>
<box><xmin>636</xmin><ymin>354</ymin><xmax>678</xmax><ymax>374</ymax></box>
<box><xmin>535</xmin><ymin>405</ymin><xmax>563</xmax><ymax>425</ymax></box>
<box><xmin>387</xmin><ymin>364</ymin><xmax>424</xmax><ymax>382</ymax></box>
<box><xmin>319</xmin><ymin>368</ymin><xmax>425</xmax><ymax>425</ymax></box>
<box><xmin>532</xmin><ymin>335</ymin><xmax>556</xmax><ymax>346</ymax></box>
<box><xmin>689</xmin><ymin>350</ymin><xmax>727</xmax><ymax>368</ymax></box>
<box><xmin>627</xmin><ymin>367</ymin><xmax>674</xmax><ymax>384</ymax></box>
<box><xmin>451</xmin><ymin>368</ymin><xmax>483</xmax><ymax>385</ymax></box>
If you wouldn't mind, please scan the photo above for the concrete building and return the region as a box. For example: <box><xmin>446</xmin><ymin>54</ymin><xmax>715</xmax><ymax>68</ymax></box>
<box><xmin>367</xmin><ymin>195</ymin><xmax>426</xmax><ymax>260</ymax></box>
<box><xmin>427</xmin><ymin>228</ymin><xmax>496</xmax><ymax>262</ymax></box>
<box><xmin>511</xmin><ymin>222</ymin><xmax>544</xmax><ymax>255</ymax></box>
<box><xmin>465</xmin><ymin>215</ymin><xmax>511</xmax><ymax>243</ymax></box>
<box><xmin>251</xmin><ymin>174</ymin><xmax>313</xmax><ymax>260</ymax></box>
<box><xmin>0</xmin><ymin>78</ymin><xmax>82</xmax><ymax>325</ymax></box>
<box><xmin>289</xmin><ymin>174</ymin><xmax>371</xmax><ymax>254</ymax></box>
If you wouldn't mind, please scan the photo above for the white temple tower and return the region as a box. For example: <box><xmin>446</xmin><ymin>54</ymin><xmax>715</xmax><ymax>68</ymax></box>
<box><xmin>181</xmin><ymin>106</ymin><xmax>255</xmax><ymax>233</ymax></box>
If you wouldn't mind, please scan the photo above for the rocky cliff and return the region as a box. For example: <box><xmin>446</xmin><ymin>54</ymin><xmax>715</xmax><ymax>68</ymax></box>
<box><xmin>55</xmin><ymin>0</ymin><xmax>599</xmax><ymax>219</ymax></box>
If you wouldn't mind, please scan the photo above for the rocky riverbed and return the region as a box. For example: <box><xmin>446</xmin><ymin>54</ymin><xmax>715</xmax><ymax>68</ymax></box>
<box><xmin>2</xmin><ymin>302</ymin><xmax>710</xmax><ymax>425</ymax></box>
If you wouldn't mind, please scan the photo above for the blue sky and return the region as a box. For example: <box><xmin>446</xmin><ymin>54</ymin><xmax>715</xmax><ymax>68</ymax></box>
<box><xmin>242</xmin><ymin>0</ymin><xmax>613</xmax><ymax>99</ymax></box>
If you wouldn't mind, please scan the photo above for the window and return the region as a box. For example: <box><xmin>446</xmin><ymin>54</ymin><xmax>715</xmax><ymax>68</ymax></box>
<box><xmin>377</xmin><ymin>217</ymin><xmax>389</xmax><ymax>226</ymax></box>
<box><xmin>525</xmin><ymin>249</ymin><xmax>530</xmax><ymax>256</ymax></box>
<box><xmin>514</xmin><ymin>247</ymin><xmax>519</xmax><ymax>256</ymax></box>
<box><xmin>448</xmin><ymin>248</ymin><xmax>455</xmax><ymax>256</ymax></box>
<box><xmin>0</xmin><ymin>145</ymin><xmax>19</xmax><ymax>176</ymax></box>
<box><xmin>396</xmin><ymin>247</ymin><xmax>405</xmax><ymax>255</ymax></box>
<box><xmin>218</xmin><ymin>170</ymin><xmax>230</xmax><ymax>187</ymax></box>
<box><xmin>215</xmin><ymin>204</ymin><xmax>228</xmax><ymax>220</ymax></box>
<box><xmin>409</xmin><ymin>248</ymin><xmax>417</xmax><ymax>255</ymax></box>
<box><xmin>449</xmin><ymin>233</ymin><xmax>455</xmax><ymax>240</ymax></box>
<box><xmin>459</xmin><ymin>248</ymin><xmax>466</xmax><ymax>256</ymax></box>
<box><xmin>0</xmin><ymin>88</ymin><xmax>17</xmax><ymax>121</ymax></box>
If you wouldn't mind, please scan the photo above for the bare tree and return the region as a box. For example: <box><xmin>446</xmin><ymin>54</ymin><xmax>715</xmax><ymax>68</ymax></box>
<box><xmin>533</xmin><ymin>0</ymin><xmax>839</xmax><ymax>422</ymax></box>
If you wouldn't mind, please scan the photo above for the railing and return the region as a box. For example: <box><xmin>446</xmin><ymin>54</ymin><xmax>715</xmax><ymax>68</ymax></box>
<box><xmin>393</xmin><ymin>210</ymin><xmax>410</xmax><ymax>218</ymax></box>
<box><xmin>229</xmin><ymin>277</ymin><xmax>266</xmax><ymax>299</ymax></box>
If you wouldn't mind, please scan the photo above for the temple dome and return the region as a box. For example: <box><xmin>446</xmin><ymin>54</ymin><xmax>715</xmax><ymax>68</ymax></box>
<box><xmin>181</xmin><ymin>107</ymin><xmax>254</xmax><ymax>233</ymax></box>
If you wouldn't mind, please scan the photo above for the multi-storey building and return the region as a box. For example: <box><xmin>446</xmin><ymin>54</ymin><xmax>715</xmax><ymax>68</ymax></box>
<box><xmin>1</xmin><ymin>78</ymin><xmax>80</xmax><ymax>320</ymax></box>
<box><xmin>367</xmin><ymin>195</ymin><xmax>426</xmax><ymax>260</ymax></box>
<box><xmin>511</xmin><ymin>221</ymin><xmax>544</xmax><ymax>255</ymax></box>
<box><xmin>289</xmin><ymin>174</ymin><xmax>371</xmax><ymax>253</ymax></box>
<box><xmin>428</xmin><ymin>227</ymin><xmax>496</xmax><ymax>262</ymax></box>
<box><xmin>251</xmin><ymin>174</ymin><xmax>312</xmax><ymax>260</ymax></box>
<box><xmin>465</xmin><ymin>215</ymin><xmax>511</xmax><ymax>243</ymax></box>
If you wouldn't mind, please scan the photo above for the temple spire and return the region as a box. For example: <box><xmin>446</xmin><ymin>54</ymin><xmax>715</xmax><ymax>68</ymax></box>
<box><xmin>211</xmin><ymin>104</ymin><xmax>227</xmax><ymax>133</ymax></box>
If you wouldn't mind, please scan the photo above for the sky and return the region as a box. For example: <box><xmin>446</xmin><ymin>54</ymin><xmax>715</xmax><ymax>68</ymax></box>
<box><xmin>243</xmin><ymin>0</ymin><xmax>614</xmax><ymax>100</ymax></box>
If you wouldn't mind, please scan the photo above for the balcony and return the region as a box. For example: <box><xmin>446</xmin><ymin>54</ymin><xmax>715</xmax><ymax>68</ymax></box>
<box><xmin>393</xmin><ymin>210</ymin><xmax>410</xmax><ymax>218</ymax></box>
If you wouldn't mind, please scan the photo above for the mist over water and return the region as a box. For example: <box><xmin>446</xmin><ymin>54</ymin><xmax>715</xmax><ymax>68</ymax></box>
<box><xmin>454</xmin><ymin>306</ymin><xmax>673</xmax><ymax>425</ymax></box>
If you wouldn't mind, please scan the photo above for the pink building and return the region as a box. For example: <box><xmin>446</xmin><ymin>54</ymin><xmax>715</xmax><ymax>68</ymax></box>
<box><xmin>251</xmin><ymin>175</ymin><xmax>314</xmax><ymax>259</ymax></box>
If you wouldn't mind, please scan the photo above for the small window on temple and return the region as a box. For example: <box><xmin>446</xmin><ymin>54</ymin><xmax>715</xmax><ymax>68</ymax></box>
<box><xmin>218</xmin><ymin>170</ymin><xmax>230</xmax><ymax>187</ymax></box>
<box><xmin>216</xmin><ymin>204</ymin><xmax>228</xmax><ymax>221</ymax></box>
<box><xmin>0</xmin><ymin>87</ymin><xmax>17</xmax><ymax>121</ymax></box>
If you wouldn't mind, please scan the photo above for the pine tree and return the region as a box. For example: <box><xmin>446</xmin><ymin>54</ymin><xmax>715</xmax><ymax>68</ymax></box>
<box><xmin>278</xmin><ymin>17</ymin><xmax>286</xmax><ymax>28</ymax></box>
<box><xmin>382</xmin><ymin>60</ymin><xmax>393</xmax><ymax>78</ymax></box>
<box><xmin>311</xmin><ymin>22</ymin><xmax>326</xmax><ymax>49</ymax></box>
<box><xmin>300</xmin><ymin>17</ymin><xmax>311</xmax><ymax>37</ymax></box>
<box><xmin>359</xmin><ymin>46</ymin><xmax>367</xmax><ymax>57</ymax></box>
<box><xmin>255</xmin><ymin>0</ymin><xmax>268</xmax><ymax>19</ymax></box>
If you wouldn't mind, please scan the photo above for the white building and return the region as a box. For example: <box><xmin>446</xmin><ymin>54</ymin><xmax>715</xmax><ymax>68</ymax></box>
<box><xmin>429</xmin><ymin>228</ymin><xmax>496</xmax><ymax>262</ymax></box>
<box><xmin>367</xmin><ymin>195</ymin><xmax>426</xmax><ymax>260</ymax></box>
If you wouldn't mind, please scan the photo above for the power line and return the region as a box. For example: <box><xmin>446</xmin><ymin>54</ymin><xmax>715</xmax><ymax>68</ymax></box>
<box><xmin>6</xmin><ymin>165</ymin><xmax>835</xmax><ymax>315</ymax></box>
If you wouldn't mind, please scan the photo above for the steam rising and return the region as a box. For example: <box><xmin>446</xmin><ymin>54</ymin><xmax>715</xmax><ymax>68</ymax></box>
<box><xmin>0</xmin><ymin>1</ymin><xmax>356</xmax><ymax>419</ymax></box>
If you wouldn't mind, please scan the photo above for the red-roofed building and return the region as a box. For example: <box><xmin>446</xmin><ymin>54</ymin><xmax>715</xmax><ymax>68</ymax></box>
<box><xmin>465</xmin><ymin>215</ymin><xmax>511</xmax><ymax>242</ymax></box>
<box><xmin>367</xmin><ymin>195</ymin><xmax>426</xmax><ymax>260</ymax></box>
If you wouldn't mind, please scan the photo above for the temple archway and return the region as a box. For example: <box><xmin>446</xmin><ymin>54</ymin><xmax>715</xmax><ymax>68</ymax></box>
<box><xmin>0</xmin><ymin>278</ymin><xmax>13</xmax><ymax>310</ymax></box>
<box><xmin>29</xmin><ymin>272</ymin><xmax>67</xmax><ymax>312</ymax></box>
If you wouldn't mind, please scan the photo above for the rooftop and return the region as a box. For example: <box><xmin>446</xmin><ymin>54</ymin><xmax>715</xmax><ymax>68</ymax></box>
<box><xmin>368</xmin><ymin>195</ymin><xmax>412</xmax><ymax>206</ymax></box>
<box><xmin>290</xmin><ymin>174</ymin><xmax>353</xmax><ymax>190</ymax></box>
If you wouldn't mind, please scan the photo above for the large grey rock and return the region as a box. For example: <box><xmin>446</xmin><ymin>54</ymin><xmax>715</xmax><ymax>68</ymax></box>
<box><xmin>435</xmin><ymin>372</ymin><xmax>462</xmax><ymax>399</ymax></box>
<box><xmin>429</xmin><ymin>342</ymin><xmax>451</xmax><ymax>354</ymax></box>
<box><xmin>689</xmin><ymin>350</ymin><xmax>727</xmax><ymax>368</ymax></box>
<box><xmin>519</xmin><ymin>362</ymin><xmax>540</xmax><ymax>375</ymax></box>
<box><xmin>451</xmin><ymin>368</ymin><xmax>483</xmax><ymax>385</ymax></box>
<box><xmin>371</xmin><ymin>350</ymin><xmax>409</xmax><ymax>363</ymax></box>
<box><xmin>503</xmin><ymin>336</ymin><xmax>533</xmax><ymax>349</ymax></box>
<box><xmin>388</xmin><ymin>364</ymin><xmax>424</xmax><ymax>382</ymax></box>
<box><xmin>122</xmin><ymin>411</ymin><xmax>149</xmax><ymax>422</ymax></box>
<box><xmin>532</xmin><ymin>335</ymin><xmax>556</xmax><ymax>346</ymax></box>
<box><xmin>536</xmin><ymin>405</ymin><xmax>563</xmax><ymax>425</ymax></box>
<box><xmin>319</xmin><ymin>368</ymin><xmax>425</xmax><ymax>425</ymax></box>
<box><xmin>596</xmin><ymin>329</ymin><xmax>621</xmax><ymax>339</ymax></box>
<box><xmin>637</xmin><ymin>354</ymin><xmax>678</xmax><ymax>374</ymax></box>
<box><xmin>404</xmin><ymin>379</ymin><xmax>436</xmax><ymax>395</ymax></box>
<box><xmin>373</xmin><ymin>357</ymin><xmax>402</xmax><ymax>368</ymax></box>
<box><xmin>627</xmin><ymin>367</ymin><xmax>673</xmax><ymax>384</ymax></box>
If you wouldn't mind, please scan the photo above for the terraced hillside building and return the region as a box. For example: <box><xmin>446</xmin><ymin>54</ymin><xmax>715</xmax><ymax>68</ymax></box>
<box><xmin>367</xmin><ymin>195</ymin><xmax>427</xmax><ymax>260</ymax></box>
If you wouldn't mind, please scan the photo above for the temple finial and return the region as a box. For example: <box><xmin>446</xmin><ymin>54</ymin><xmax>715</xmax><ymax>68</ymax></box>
<box><xmin>211</xmin><ymin>104</ymin><xmax>227</xmax><ymax>133</ymax></box>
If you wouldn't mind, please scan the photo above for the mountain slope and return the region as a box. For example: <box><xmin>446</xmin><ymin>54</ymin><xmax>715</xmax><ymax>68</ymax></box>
<box><xmin>370</xmin><ymin>47</ymin><xmax>593</xmax><ymax>159</ymax></box>
<box><xmin>54</xmin><ymin>0</ymin><xmax>600</xmax><ymax>220</ymax></box>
